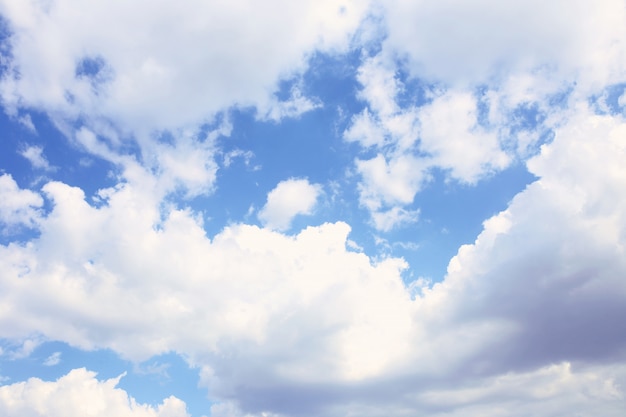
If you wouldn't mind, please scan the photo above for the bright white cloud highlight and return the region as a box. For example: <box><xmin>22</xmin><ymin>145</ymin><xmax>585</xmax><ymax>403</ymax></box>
<box><xmin>258</xmin><ymin>178</ymin><xmax>322</xmax><ymax>231</ymax></box>
<box><xmin>0</xmin><ymin>369</ymin><xmax>189</xmax><ymax>417</ymax></box>
<box><xmin>345</xmin><ymin>55</ymin><xmax>511</xmax><ymax>229</ymax></box>
<box><xmin>1</xmin><ymin>102</ymin><xmax>626</xmax><ymax>415</ymax></box>
<box><xmin>418</xmin><ymin>90</ymin><xmax>510</xmax><ymax>182</ymax></box>
<box><xmin>0</xmin><ymin>0</ymin><xmax>626</xmax><ymax>416</ymax></box>
<box><xmin>0</xmin><ymin>174</ymin><xmax>43</xmax><ymax>230</ymax></box>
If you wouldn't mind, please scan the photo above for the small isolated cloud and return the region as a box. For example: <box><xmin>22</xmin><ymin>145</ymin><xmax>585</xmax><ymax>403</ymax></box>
<box><xmin>417</xmin><ymin>90</ymin><xmax>511</xmax><ymax>183</ymax></box>
<box><xmin>258</xmin><ymin>178</ymin><xmax>322</xmax><ymax>231</ymax></box>
<box><xmin>19</xmin><ymin>145</ymin><xmax>54</xmax><ymax>171</ymax></box>
<box><xmin>43</xmin><ymin>351</ymin><xmax>61</xmax><ymax>366</ymax></box>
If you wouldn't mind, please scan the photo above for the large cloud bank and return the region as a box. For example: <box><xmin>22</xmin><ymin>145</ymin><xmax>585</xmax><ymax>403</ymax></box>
<box><xmin>0</xmin><ymin>0</ymin><xmax>626</xmax><ymax>416</ymax></box>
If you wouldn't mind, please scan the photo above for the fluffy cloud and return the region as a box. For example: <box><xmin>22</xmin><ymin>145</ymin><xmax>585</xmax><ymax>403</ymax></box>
<box><xmin>381</xmin><ymin>0</ymin><xmax>626</xmax><ymax>89</ymax></box>
<box><xmin>343</xmin><ymin>0</ymin><xmax>626</xmax><ymax>233</ymax></box>
<box><xmin>0</xmin><ymin>0</ymin><xmax>371</xmax><ymax>198</ymax></box>
<box><xmin>0</xmin><ymin>368</ymin><xmax>188</xmax><ymax>417</ymax></box>
<box><xmin>1</xmin><ymin>1</ymin><xmax>626</xmax><ymax>416</ymax></box>
<box><xmin>427</xmin><ymin>105</ymin><xmax>626</xmax><ymax>374</ymax></box>
<box><xmin>0</xmin><ymin>0</ymin><xmax>369</xmax><ymax>134</ymax></box>
<box><xmin>258</xmin><ymin>178</ymin><xmax>322</xmax><ymax>231</ymax></box>
<box><xmin>345</xmin><ymin>56</ymin><xmax>511</xmax><ymax>229</ymax></box>
<box><xmin>0</xmin><ymin>104</ymin><xmax>625</xmax><ymax>415</ymax></box>
<box><xmin>418</xmin><ymin>90</ymin><xmax>510</xmax><ymax>182</ymax></box>
<box><xmin>0</xmin><ymin>174</ymin><xmax>43</xmax><ymax>231</ymax></box>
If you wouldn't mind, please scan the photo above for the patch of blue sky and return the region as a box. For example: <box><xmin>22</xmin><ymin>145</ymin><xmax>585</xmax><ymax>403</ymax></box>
<box><xmin>192</xmin><ymin>102</ymin><xmax>358</xmax><ymax>236</ymax></box>
<box><xmin>395</xmin><ymin>162</ymin><xmax>537</xmax><ymax>282</ymax></box>
<box><xmin>590</xmin><ymin>82</ymin><xmax>626</xmax><ymax>115</ymax></box>
<box><xmin>74</xmin><ymin>56</ymin><xmax>107</xmax><ymax>78</ymax></box>
<box><xmin>0</xmin><ymin>110</ymin><xmax>119</xmax><ymax>198</ymax></box>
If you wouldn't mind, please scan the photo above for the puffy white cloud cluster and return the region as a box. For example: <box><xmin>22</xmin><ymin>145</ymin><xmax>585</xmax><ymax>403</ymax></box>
<box><xmin>0</xmin><ymin>368</ymin><xmax>188</xmax><ymax>417</ymax></box>
<box><xmin>0</xmin><ymin>0</ymin><xmax>370</xmax><ymax>197</ymax></box>
<box><xmin>381</xmin><ymin>0</ymin><xmax>626</xmax><ymax>89</ymax></box>
<box><xmin>0</xmin><ymin>0</ymin><xmax>368</xmax><ymax>133</ymax></box>
<box><xmin>0</xmin><ymin>103</ymin><xmax>625</xmax><ymax>415</ymax></box>
<box><xmin>0</xmin><ymin>0</ymin><xmax>626</xmax><ymax>415</ymax></box>
<box><xmin>0</xmin><ymin>174</ymin><xmax>43</xmax><ymax>231</ymax></box>
<box><xmin>343</xmin><ymin>0</ymin><xmax>626</xmax><ymax>230</ymax></box>
<box><xmin>344</xmin><ymin>56</ymin><xmax>510</xmax><ymax>230</ymax></box>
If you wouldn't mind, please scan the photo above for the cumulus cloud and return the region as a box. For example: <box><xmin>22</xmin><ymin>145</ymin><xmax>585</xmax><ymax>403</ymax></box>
<box><xmin>0</xmin><ymin>0</ymin><xmax>371</xmax><ymax>199</ymax></box>
<box><xmin>370</xmin><ymin>206</ymin><xmax>419</xmax><ymax>232</ymax></box>
<box><xmin>343</xmin><ymin>0</ymin><xmax>626</xmax><ymax>233</ymax></box>
<box><xmin>0</xmin><ymin>174</ymin><xmax>43</xmax><ymax>231</ymax></box>
<box><xmin>418</xmin><ymin>90</ymin><xmax>510</xmax><ymax>182</ymax></box>
<box><xmin>0</xmin><ymin>368</ymin><xmax>189</xmax><ymax>417</ymax></box>
<box><xmin>345</xmin><ymin>55</ymin><xmax>510</xmax><ymax>229</ymax></box>
<box><xmin>381</xmin><ymin>0</ymin><xmax>626</xmax><ymax>89</ymax></box>
<box><xmin>1</xmin><ymin>1</ymin><xmax>626</xmax><ymax>416</ymax></box>
<box><xmin>0</xmin><ymin>0</ymin><xmax>368</xmax><ymax>134</ymax></box>
<box><xmin>0</xmin><ymin>104</ymin><xmax>625</xmax><ymax>416</ymax></box>
<box><xmin>257</xmin><ymin>178</ymin><xmax>322</xmax><ymax>231</ymax></box>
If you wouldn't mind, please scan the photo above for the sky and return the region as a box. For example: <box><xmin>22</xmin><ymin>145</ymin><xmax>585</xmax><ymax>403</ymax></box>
<box><xmin>0</xmin><ymin>0</ymin><xmax>625</xmax><ymax>416</ymax></box>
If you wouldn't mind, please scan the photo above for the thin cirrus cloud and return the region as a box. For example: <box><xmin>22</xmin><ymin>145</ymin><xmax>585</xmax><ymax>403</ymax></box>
<box><xmin>0</xmin><ymin>0</ymin><xmax>625</xmax><ymax>416</ymax></box>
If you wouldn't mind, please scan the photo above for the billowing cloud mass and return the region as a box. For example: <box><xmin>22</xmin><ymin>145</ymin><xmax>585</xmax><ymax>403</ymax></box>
<box><xmin>0</xmin><ymin>0</ymin><xmax>626</xmax><ymax>416</ymax></box>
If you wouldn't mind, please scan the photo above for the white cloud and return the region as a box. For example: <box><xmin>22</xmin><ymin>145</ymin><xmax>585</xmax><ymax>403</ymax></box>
<box><xmin>0</xmin><ymin>0</ymin><xmax>371</xmax><ymax>200</ymax></box>
<box><xmin>430</xmin><ymin>104</ymin><xmax>626</xmax><ymax>376</ymax></box>
<box><xmin>418</xmin><ymin>90</ymin><xmax>510</xmax><ymax>182</ymax></box>
<box><xmin>0</xmin><ymin>368</ymin><xmax>189</xmax><ymax>417</ymax></box>
<box><xmin>343</xmin><ymin>108</ymin><xmax>386</xmax><ymax>148</ymax></box>
<box><xmin>370</xmin><ymin>206</ymin><xmax>419</xmax><ymax>232</ymax></box>
<box><xmin>258</xmin><ymin>178</ymin><xmax>322</xmax><ymax>231</ymax></box>
<box><xmin>355</xmin><ymin>153</ymin><xmax>427</xmax><ymax>210</ymax></box>
<box><xmin>2</xmin><ymin>103</ymin><xmax>626</xmax><ymax>415</ymax></box>
<box><xmin>0</xmin><ymin>174</ymin><xmax>43</xmax><ymax>231</ymax></box>
<box><xmin>412</xmin><ymin>362</ymin><xmax>626</xmax><ymax>417</ymax></box>
<box><xmin>19</xmin><ymin>145</ymin><xmax>54</xmax><ymax>171</ymax></box>
<box><xmin>0</xmin><ymin>0</ymin><xmax>369</xmax><ymax>135</ymax></box>
<box><xmin>257</xmin><ymin>85</ymin><xmax>322</xmax><ymax>122</ymax></box>
<box><xmin>343</xmin><ymin>0</ymin><xmax>626</xmax><ymax>233</ymax></box>
<box><xmin>345</xmin><ymin>55</ymin><xmax>512</xmax><ymax>230</ymax></box>
<box><xmin>43</xmin><ymin>351</ymin><xmax>61</xmax><ymax>366</ymax></box>
<box><xmin>7</xmin><ymin>337</ymin><xmax>42</xmax><ymax>360</ymax></box>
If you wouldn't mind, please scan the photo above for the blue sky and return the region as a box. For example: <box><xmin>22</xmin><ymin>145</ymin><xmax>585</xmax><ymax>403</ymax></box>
<box><xmin>0</xmin><ymin>1</ymin><xmax>626</xmax><ymax>416</ymax></box>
